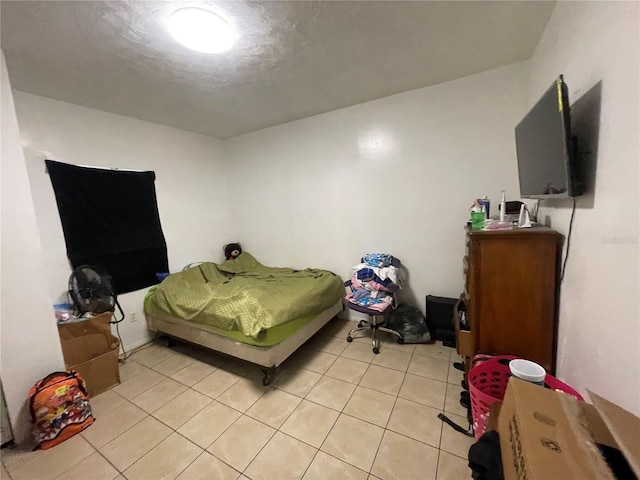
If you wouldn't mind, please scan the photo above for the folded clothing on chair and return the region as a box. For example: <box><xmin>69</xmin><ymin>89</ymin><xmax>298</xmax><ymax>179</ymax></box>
<box><xmin>346</xmin><ymin>262</ymin><xmax>401</xmax><ymax>311</ymax></box>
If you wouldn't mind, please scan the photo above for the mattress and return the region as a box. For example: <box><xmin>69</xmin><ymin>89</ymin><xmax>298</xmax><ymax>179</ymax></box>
<box><xmin>144</xmin><ymin>252</ymin><xmax>344</xmax><ymax>341</ymax></box>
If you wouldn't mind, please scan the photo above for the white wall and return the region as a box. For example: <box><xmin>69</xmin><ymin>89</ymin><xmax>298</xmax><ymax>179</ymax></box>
<box><xmin>226</xmin><ymin>63</ymin><xmax>528</xmax><ymax>317</ymax></box>
<box><xmin>13</xmin><ymin>92</ymin><xmax>235</xmax><ymax>353</ymax></box>
<box><xmin>1</xmin><ymin>52</ymin><xmax>65</xmax><ymax>443</ymax></box>
<box><xmin>528</xmin><ymin>2</ymin><xmax>639</xmax><ymax>414</ymax></box>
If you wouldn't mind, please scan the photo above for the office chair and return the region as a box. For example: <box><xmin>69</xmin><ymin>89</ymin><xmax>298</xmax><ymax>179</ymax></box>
<box><xmin>345</xmin><ymin>257</ymin><xmax>403</xmax><ymax>354</ymax></box>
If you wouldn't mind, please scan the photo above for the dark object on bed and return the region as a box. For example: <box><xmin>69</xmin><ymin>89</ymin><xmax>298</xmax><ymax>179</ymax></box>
<box><xmin>223</xmin><ymin>242</ymin><xmax>242</xmax><ymax>260</ymax></box>
<box><xmin>46</xmin><ymin>160</ymin><xmax>168</xmax><ymax>293</ymax></box>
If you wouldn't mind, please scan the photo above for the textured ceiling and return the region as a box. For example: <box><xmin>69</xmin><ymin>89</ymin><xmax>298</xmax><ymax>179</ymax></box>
<box><xmin>1</xmin><ymin>1</ymin><xmax>555</xmax><ymax>139</ymax></box>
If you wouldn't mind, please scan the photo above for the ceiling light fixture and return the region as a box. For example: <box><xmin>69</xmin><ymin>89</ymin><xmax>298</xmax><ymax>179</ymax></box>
<box><xmin>168</xmin><ymin>7</ymin><xmax>237</xmax><ymax>53</ymax></box>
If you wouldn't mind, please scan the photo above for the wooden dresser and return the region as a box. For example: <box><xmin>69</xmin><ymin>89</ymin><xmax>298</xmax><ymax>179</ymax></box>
<box><xmin>455</xmin><ymin>227</ymin><xmax>563</xmax><ymax>373</ymax></box>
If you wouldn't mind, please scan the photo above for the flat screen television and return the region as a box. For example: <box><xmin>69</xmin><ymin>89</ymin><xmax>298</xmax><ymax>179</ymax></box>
<box><xmin>515</xmin><ymin>75</ymin><xmax>583</xmax><ymax>199</ymax></box>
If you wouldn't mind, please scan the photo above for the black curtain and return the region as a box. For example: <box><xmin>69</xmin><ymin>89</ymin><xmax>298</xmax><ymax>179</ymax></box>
<box><xmin>46</xmin><ymin>160</ymin><xmax>168</xmax><ymax>294</ymax></box>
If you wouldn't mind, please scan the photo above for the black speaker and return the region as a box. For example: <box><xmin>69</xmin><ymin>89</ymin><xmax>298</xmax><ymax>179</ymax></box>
<box><xmin>426</xmin><ymin>295</ymin><xmax>457</xmax><ymax>345</ymax></box>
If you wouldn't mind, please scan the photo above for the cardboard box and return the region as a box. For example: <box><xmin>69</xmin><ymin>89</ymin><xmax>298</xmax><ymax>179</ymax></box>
<box><xmin>58</xmin><ymin>312</ymin><xmax>118</xmax><ymax>365</ymax></box>
<box><xmin>58</xmin><ymin>312</ymin><xmax>120</xmax><ymax>396</ymax></box>
<box><xmin>68</xmin><ymin>345</ymin><xmax>120</xmax><ymax>397</ymax></box>
<box><xmin>497</xmin><ymin>378</ymin><xmax>640</xmax><ymax>480</ymax></box>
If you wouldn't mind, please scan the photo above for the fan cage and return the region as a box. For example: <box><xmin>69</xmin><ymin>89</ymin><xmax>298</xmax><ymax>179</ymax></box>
<box><xmin>68</xmin><ymin>265</ymin><xmax>122</xmax><ymax>321</ymax></box>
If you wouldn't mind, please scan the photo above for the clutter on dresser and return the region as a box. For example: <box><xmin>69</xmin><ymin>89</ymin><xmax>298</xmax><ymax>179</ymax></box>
<box><xmin>477</xmin><ymin>196</ymin><xmax>490</xmax><ymax>218</ymax></box>
<box><xmin>492</xmin><ymin>196</ymin><xmax>526</xmax><ymax>226</ymax></box>
<box><xmin>469</xmin><ymin>193</ymin><xmax>527</xmax><ymax>230</ymax></box>
<box><xmin>469</xmin><ymin>199</ymin><xmax>486</xmax><ymax>230</ymax></box>
<box><xmin>469</xmin><ymin>190</ymin><xmax>537</xmax><ymax>231</ymax></box>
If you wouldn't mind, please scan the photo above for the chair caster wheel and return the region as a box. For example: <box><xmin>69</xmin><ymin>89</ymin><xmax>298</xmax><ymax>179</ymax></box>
<box><xmin>373</xmin><ymin>347</ymin><xmax>380</xmax><ymax>354</ymax></box>
<box><xmin>397</xmin><ymin>337</ymin><xmax>404</xmax><ymax>345</ymax></box>
<box><xmin>347</xmin><ymin>336</ymin><xmax>353</xmax><ymax>342</ymax></box>
<box><xmin>358</xmin><ymin>321</ymin><xmax>365</xmax><ymax>328</ymax></box>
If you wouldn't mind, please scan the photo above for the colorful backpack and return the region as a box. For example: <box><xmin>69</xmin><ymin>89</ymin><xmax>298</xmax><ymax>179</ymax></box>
<box><xmin>29</xmin><ymin>370</ymin><xmax>94</xmax><ymax>450</ymax></box>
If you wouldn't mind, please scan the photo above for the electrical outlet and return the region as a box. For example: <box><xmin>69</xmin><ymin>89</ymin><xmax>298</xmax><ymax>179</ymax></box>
<box><xmin>130</xmin><ymin>312</ymin><xmax>138</xmax><ymax>322</ymax></box>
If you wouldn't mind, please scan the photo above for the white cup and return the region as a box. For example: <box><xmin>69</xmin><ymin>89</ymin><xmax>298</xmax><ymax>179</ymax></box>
<box><xmin>509</xmin><ymin>359</ymin><xmax>546</xmax><ymax>386</ymax></box>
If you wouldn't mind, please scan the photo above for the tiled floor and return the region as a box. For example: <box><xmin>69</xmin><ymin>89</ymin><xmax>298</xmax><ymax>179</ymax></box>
<box><xmin>1</xmin><ymin>319</ymin><xmax>474</xmax><ymax>480</ymax></box>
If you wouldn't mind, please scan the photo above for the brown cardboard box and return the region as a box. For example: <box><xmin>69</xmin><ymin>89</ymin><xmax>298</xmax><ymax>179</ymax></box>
<box><xmin>68</xmin><ymin>345</ymin><xmax>120</xmax><ymax>397</ymax></box>
<box><xmin>58</xmin><ymin>312</ymin><xmax>120</xmax><ymax>396</ymax></box>
<box><xmin>57</xmin><ymin>312</ymin><xmax>117</xmax><ymax>364</ymax></box>
<box><xmin>497</xmin><ymin>377</ymin><xmax>640</xmax><ymax>480</ymax></box>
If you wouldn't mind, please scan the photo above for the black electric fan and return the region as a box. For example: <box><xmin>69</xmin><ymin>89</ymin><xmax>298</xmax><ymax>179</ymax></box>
<box><xmin>68</xmin><ymin>265</ymin><xmax>125</xmax><ymax>323</ymax></box>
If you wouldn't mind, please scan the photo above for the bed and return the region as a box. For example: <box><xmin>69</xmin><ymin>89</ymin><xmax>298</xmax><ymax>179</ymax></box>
<box><xmin>144</xmin><ymin>252</ymin><xmax>344</xmax><ymax>384</ymax></box>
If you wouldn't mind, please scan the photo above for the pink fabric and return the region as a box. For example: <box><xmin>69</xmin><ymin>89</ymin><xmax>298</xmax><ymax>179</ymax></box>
<box><xmin>368</xmin><ymin>280</ymin><xmax>394</xmax><ymax>292</ymax></box>
<box><xmin>351</xmin><ymin>275</ymin><xmax>393</xmax><ymax>293</ymax></box>
<box><xmin>350</xmin><ymin>276</ymin><xmax>364</xmax><ymax>290</ymax></box>
<box><xmin>347</xmin><ymin>271</ymin><xmax>394</xmax><ymax>312</ymax></box>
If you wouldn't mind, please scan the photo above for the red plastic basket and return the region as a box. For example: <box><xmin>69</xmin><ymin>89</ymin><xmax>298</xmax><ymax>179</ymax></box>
<box><xmin>468</xmin><ymin>355</ymin><xmax>584</xmax><ymax>439</ymax></box>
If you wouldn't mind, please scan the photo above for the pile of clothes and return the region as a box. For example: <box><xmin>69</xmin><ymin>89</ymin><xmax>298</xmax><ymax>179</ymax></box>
<box><xmin>345</xmin><ymin>253</ymin><xmax>401</xmax><ymax>312</ymax></box>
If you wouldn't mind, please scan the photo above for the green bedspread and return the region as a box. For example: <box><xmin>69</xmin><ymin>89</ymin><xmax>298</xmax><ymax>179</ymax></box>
<box><xmin>144</xmin><ymin>253</ymin><xmax>343</xmax><ymax>339</ymax></box>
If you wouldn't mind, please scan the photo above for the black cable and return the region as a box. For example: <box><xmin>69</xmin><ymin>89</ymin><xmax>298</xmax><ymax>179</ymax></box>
<box><xmin>121</xmin><ymin>341</ymin><xmax>156</xmax><ymax>363</ymax></box>
<box><xmin>438</xmin><ymin>413</ymin><xmax>475</xmax><ymax>437</ymax></box>
<box><xmin>560</xmin><ymin>197</ymin><xmax>577</xmax><ymax>283</ymax></box>
<box><xmin>115</xmin><ymin>320</ymin><xmax>129</xmax><ymax>362</ymax></box>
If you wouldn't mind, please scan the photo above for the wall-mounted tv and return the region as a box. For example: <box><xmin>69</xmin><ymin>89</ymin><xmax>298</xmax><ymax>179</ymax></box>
<box><xmin>515</xmin><ymin>75</ymin><xmax>583</xmax><ymax>199</ymax></box>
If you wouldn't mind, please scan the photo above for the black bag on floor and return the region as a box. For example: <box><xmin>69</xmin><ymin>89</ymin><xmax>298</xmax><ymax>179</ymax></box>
<box><xmin>387</xmin><ymin>304</ymin><xmax>431</xmax><ymax>343</ymax></box>
<box><xmin>426</xmin><ymin>295</ymin><xmax>457</xmax><ymax>344</ymax></box>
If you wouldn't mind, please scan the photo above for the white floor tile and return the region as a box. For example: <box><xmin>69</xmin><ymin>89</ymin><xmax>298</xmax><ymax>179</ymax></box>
<box><xmin>9</xmin><ymin>334</ymin><xmax>475</xmax><ymax>480</ymax></box>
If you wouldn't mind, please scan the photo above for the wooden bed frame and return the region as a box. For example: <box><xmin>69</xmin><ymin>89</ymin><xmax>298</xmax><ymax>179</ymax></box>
<box><xmin>145</xmin><ymin>299</ymin><xmax>343</xmax><ymax>385</ymax></box>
